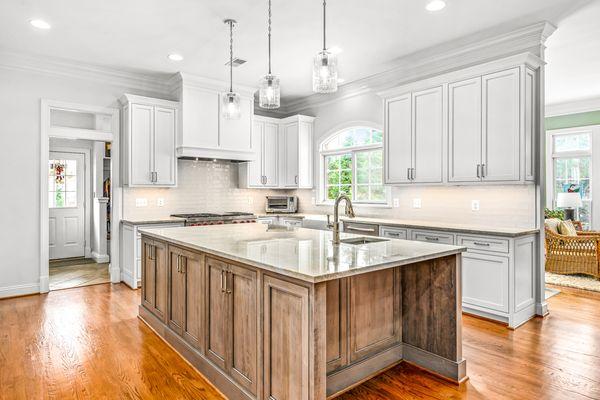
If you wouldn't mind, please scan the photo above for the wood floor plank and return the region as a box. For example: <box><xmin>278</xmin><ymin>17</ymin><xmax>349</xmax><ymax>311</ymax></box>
<box><xmin>1</xmin><ymin>283</ymin><xmax>599</xmax><ymax>399</ymax></box>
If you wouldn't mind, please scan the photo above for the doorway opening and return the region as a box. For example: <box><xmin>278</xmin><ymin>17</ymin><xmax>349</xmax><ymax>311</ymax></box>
<box><xmin>48</xmin><ymin>140</ymin><xmax>112</xmax><ymax>290</ymax></box>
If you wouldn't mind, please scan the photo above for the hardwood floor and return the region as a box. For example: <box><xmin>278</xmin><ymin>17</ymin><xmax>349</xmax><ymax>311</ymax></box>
<box><xmin>49</xmin><ymin>259</ymin><xmax>110</xmax><ymax>290</ymax></box>
<box><xmin>1</xmin><ymin>283</ymin><xmax>599</xmax><ymax>399</ymax></box>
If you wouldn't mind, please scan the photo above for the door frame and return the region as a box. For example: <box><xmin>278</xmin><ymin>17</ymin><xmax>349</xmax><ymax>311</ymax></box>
<box><xmin>48</xmin><ymin>147</ymin><xmax>91</xmax><ymax>260</ymax></box>
<box><xmin>40</xmin><ymin>99</ymin><xmax>121</xmax><ymax>292</ymax></box>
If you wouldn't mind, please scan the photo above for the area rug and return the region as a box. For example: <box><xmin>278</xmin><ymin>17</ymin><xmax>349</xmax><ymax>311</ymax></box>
<box><xmin>545</xmin><ymin>271</ymin><xmax>600</xmax><ymax>293</ymax></box>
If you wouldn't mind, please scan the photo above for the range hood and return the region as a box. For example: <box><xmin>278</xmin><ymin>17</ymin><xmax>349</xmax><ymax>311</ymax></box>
<box><xmin>171</xmin><ymin>72</ymin><xmax>257</xmax><ymax>162</ymax></box>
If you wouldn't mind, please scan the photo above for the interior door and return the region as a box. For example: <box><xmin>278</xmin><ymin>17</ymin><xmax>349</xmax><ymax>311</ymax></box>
<box><xmin>412</xmin><ymin>86</ymin><xmax>444</xmax><ymax>183</ymax></box>
<box><xmin>49</xmin><ymin>151</ymin><xmax>85</xmax><ymax>259</ymax></box>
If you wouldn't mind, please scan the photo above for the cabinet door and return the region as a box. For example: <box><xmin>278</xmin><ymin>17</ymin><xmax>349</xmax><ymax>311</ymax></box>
<box><xmin>412</xmin><ymin>86</ymin><xmax>443</xmax><ymax>183</ymax></box>
<box><xmin>348</xmin><ymin>268</ymin><xmax>401</xmax><ymax>363</ymax></box>
<box><xmin>205</xmin><ymin>257</ymin><xmax>229</xmax><ymax>371</ymax></box>
<box><xmin>153</xmin><ymin>107</ymin><xmax>176</xmax><ymax>185</ymax></box>
<box><xmin>263</xmin><ymin>275</ymin><xmax>310</xmax><ymax>400</ymax></box>
<box><xmin>263</xmin><ymin>122</ymin><xmax>279</xmax><ymax>187</ymax></box>
<box><xmin>153</xmin><ymin>240</ymin><xmax>168</xmax><ymax>321</ymax></box>
<box><xmin>462</xmin><ymin>252</ymin><xmax>509</xmax><ymax>313</ymax></box>
<box><xmin>297</xmin><ymin>120</ymin><xmax>313</xmax><ymax>188</ymax></box>
<box><xmin>141</xmin><ymin>238</ymin><xmax>155</xmax><ymax>311</ymax></box>
<box><xmin>326</xmin><ymin>279</ymin><xmax>347</xmax><ymax>373</ymax></box>
<box><xmin>130</xmin><ymin>104</ymin><xmax>153</xmax><ymax>185</ymax></box>
<box><xmin>168</xmin><ymin>247</ymin><xmax>186</xmax><ymax>335</ymax></box>
<box><xmin>448</xmin><ymin>77</ymin><xmax>482</xmax><ymax>182</ymax></box>
<box><xmin>482</xmin><ymin>68</ymin><xmax>520</xmax><ymax>182</ymax></box>
<box><xmin>385</xmin><ymin>94</ymin><xmax>412</xmax><ymax>184</ymax></box>
<box><xmin>181</xmin><ymin>248</ymin><xmax>205</xmax><ymax>352</ymax></box>
<box><xmin>246</xmin><ymin>120</ymin><xmax>264</xmax><ymax>187</ymax></box>
<box><xmin>220</xmin><ymin>96</ymin><xmax>253</xmax><ymax>152</ymax></box>
<box><xmin>228</xmin><ymin>264</ymin><xmax>259</xmax><ymax>395</ymax></box>
<box><xmin>282</xmin><ymin>123</ymin><xmax>299</xmax><ymax>187</ymax></box>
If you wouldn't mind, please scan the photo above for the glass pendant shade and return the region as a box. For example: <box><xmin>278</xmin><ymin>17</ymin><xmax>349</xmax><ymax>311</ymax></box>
<box><xmin>259</xmin><ymin>74</ymin><xmax>281</xmax><ymax>109</ymax></box>
<box><xmin>313</xmin><ymin>50</ymin><xmax>338</xmax><ymax>93</ymax></box>
<box><xmin>221</xmin><ymin>92</ymin><xmax>241</xmax><ymax>120</ymax></box>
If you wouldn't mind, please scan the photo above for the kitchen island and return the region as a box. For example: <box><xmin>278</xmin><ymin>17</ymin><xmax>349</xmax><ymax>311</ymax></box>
<box><xmin>138</xmin><ymin>224</ymin><xmax>467</xmax><ymax>400</ymax></box>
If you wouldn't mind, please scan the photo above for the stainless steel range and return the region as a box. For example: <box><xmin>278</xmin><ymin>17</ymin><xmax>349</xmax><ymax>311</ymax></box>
<box><xmin>170</xmin><ymin>212</ymin><xmax>257</xmax><ymax>226</ymax></box>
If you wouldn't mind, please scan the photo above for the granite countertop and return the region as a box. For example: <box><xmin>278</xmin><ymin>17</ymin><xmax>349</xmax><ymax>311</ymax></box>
<box><xmin>121</xmin><ymin>217</ymin><xmax>186</xmax><ymax>226</ymax></box>
<box><xmin>139</xmin><ymin>224</ymin><xmax>465</xmax><ymax>283</ymax></box>
<box><xmin>259</xmin><ymin>213</ymin><xmax>538</xmax><ymax>237</ymax></box>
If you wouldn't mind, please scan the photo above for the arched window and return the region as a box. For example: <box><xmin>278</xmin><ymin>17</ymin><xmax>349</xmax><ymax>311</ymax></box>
<box><xmin>320</xmin><ymin>126</ymin><xmax>387</xmax><ymax>204</ymax></box>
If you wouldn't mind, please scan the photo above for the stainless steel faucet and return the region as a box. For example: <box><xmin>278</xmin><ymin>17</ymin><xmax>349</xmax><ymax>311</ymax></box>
<box><xmin>330</xmin><ymin>193</ymin><xmax>356</xmax><ymax>244</ymax></box>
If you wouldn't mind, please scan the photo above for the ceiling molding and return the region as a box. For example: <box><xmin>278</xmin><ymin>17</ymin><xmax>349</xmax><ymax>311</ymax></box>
<box><xmin>280</xmin><ymin>21</ymin><xmax>557</xmax><ymax>115</ymax></box>
<box><xmin>0</xmin><ymin>49</ymin><xmax>174</xmax><ymax>95</ymax></box>
<box><xmin>169</xmin><ymin>72</ymin><xmax>256</xmax><ymax>98</ymax></box>
<box><xmin>546</xmin><ymin>96</ymin><xmax>600</xmax><ymax>117</ymax></box>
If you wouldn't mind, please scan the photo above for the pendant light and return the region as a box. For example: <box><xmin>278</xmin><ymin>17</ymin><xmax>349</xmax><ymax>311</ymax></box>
<box><xmin>222</xmin><ymin>19</ymin><xmax>241</xmax><ymax>120</ymax></box>
<box><xmin>259</xmin><ymin>0</ymin><xmax>281</xmax><ymax>109</ymax></box>
<box><xmin>312</xmin><ymin>0</ymin><xmax>338</xmax><ymax>93</ymax></box>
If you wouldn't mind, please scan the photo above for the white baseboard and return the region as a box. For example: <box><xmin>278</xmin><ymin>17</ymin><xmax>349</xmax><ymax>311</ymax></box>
<box><xmin>120</xmin><ymin>270</ymin><xmax>136</xmax><ymax>289</ymax></box>
<box><xmin>91</xmin><ymin>251</ymin><xmax>110</xmax><ymax>263</ymax></box>
<box><xmin>0</xmin><ymin>283</ymin><xmax>40</xmax><ymax>299</ymax></box>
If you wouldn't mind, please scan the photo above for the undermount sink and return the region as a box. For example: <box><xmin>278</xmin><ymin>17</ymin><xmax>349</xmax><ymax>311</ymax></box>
<box><xmin>340</xmin><ymin>237</ymin><xmax>389</xmax><ymax>245</ymax></box>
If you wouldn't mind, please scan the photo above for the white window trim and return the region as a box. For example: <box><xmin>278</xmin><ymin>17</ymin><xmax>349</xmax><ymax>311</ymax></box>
<box><xmin>317</xmin><ymin>123</ymin><xmax>391</xmax><ymax>208</ymax></box>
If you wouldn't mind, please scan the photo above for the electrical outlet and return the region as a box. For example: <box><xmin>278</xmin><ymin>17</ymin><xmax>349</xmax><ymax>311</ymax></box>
<box><xmin>413</xmin><ymin>198</ymin><xmax>422</xmax><ymax>209</ymax></box>
<box><xmin>135</xmin><ymin>198</ymin><xmax>147</xmax><ymax>207</ymax></box>
<box><xmin>247</xmin><ymin>196</ymin><xmax>254</xmax><ymax>205</ymax></box>
<box><xmin>393</xmin><ymin>198</ymin><xmax>400</xmax><ymax>208</ymax></box>
<box><xmin>471</xmin><ymin>200</ymin><xmax>480</xmax><ymax>211</ymax></box>
<box><xmin>311</xmin><ymin>197</ymin><xmax>316</xmax><ymax>205</ymax></box>
<box><xmin>157</xmin><ymin>198</ymin><xmax>165</xmax><ymax>207</ymax></box>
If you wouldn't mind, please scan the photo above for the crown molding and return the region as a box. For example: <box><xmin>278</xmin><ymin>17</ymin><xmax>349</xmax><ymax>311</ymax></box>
<box><xmin>0</xmin><ymin>49</ymin><xmax>174</xmax><ymax>94</ymax></box>
<box><xmin>281</xmin><ymin>21</ymin><xmax>556</xmax><ymax>115</ymax></box>
<box><xmin>546</xmin><ymin>96</ymin><xmax>600</xmax><ymax>117</ymax></box>
<box><xmin>169</xmin><ymin>72</ymin><xmax>256</xmax><ymax>98</ymax></box>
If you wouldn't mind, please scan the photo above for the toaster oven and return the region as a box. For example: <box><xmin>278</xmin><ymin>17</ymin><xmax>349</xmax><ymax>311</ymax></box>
<box><xmin>266</xmin><ymin>196</ymin><xmax>298</xmax><ymax>213</ymax></box>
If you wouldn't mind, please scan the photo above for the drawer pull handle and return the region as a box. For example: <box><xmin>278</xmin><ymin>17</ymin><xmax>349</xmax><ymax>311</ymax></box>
<box><xmin>424</xmin><ymin>236</ymin><xmax>439</xmax><ymax>241</ymax></box>
<box><xmin>347</xmin><ymin>226</ymin><xmax>376</xmax><ymax>233</ymax></box>
<box><xmin>387</xmin><ymin>232</ymin><xmax>400</xmax><ymax>237</ymax></box>
<box><xmin>473</xmin><ymin>242</ymin><xmax>490</xmax><ymax>247</ymax></box>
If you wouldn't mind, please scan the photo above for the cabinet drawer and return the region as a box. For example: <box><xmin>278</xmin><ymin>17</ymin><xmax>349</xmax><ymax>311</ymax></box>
<box><xmin>457</xmin><ymin>235</ymin><xmax>509</xmax><ymax>253</ymax></box>
<box><xmin>379</xmin><ymin>226</ymin><xmax>408</xmax><ymax>240</ymax></box>
<box><xmin>281</xmin><ymin>218</ymin><xmax>303</xmax><ymax>227</ymax></box>
<box><xmin>411</xmin><ymin>230</ymin><xmax>454</xmax><ymax>245</ymax></box>
<box><xmin>343</xmin><ymin>222</ymin><xmax>379</xmax><ymax>236</ymax></box>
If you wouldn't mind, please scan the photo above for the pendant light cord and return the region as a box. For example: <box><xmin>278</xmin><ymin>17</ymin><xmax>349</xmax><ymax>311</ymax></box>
<box><xmin>268</xmin><ymin>0</ymin><xmax>272</xmax><ymax>74</ymax></box>
<box><xmin>229</xmin><ymin>20</ymin><xmax>234</xmax><ymax>93</ymax></box>
<box><xmin>322</xmin><ymin>0</ymin><xmax>327</xmax><ymax>51</ymax></box>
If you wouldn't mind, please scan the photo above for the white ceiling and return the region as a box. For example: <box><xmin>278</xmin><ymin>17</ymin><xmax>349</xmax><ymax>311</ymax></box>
<box><xmin>545</xmin><ymin>0</ymin><xmax>600</xmax><ymax>106</ymax></box>
<box><xmin>0</xmin><ymin>0</ymin><xmax>592</xmax><ymax>103</ymax></box>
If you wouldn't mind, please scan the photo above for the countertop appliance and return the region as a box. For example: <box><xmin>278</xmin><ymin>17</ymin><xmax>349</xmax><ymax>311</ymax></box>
<box><xmin>266</xmin><ymin>195</ymin><xmax>298</xmax><ymax>213</ymax></box>
<box><xmin>170</xmin><ymin>212</ymin><xmax>257</xmax><ymax>226</ymax></box>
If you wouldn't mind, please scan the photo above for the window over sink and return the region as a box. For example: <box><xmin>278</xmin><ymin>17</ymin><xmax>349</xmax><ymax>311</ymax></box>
<box><xmin>319</xmin><ymin>126</ymin><xmax>389</xmax><ymax>206</ymax></box>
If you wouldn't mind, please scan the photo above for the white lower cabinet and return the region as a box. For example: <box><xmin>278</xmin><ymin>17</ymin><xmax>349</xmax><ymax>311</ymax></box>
<box><xmin>120</xmin><ymin>221</ymin><xmax>184</xmax><ymax>288</ymax></box>
<box><xmin>462</xmin><ymin>252</ymin><xmax>509</xmax><ymax>313</ymax></box>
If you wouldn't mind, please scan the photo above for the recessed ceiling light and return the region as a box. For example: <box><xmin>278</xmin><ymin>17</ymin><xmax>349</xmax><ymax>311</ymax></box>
<box><xmin>329</xmin><ymin>46</ymin><xmax>343</xmax><ymax>55</ymax></box>
<box><xmin>29</xmin><ymin>19</ymin><xmax>51</xmax><ymax>29</ymax></box>
<box><xmin>425</xmin><ymin>0</ymin><xmax>446</xmax><ymax>11</ymax></box>
<box><xmin>337</xmin><ymin>78</ymin><xmax>346</xmax><ymax>84</ymax></box>
<box><xmin>168</xmin><ymin>53</ymin><xmax>183</xmax><ymax>61</ymax></box>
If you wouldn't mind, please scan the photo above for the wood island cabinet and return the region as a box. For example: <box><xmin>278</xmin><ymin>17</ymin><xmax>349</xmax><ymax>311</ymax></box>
<box><xmin>141</xmin><ymin>237</ymin><xmax>168</xmax><ymax>322</ymax></box>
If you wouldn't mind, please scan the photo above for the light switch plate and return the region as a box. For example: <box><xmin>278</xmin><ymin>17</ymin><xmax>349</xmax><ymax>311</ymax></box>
<box><xmin>393</xmin><ymin>198</ymin><xmax>400</xmax><ymax>208</ymax></box>
<box><xmin>157</xmin><ymin>198</ymin><xmax>165</xmax><ymax>207</ymax></box>
<box><xmin>135</xmin><ymin>198</ymin><xmax>147</xmax><ymax>207</ymax></box>
<box><xmin>472</xmin><ymin>200</ymin><xmax>480</xmax><ymax>211</ymax></box>
<box><xmin>413</xmin><ymin>198</ymin><xmax>422</xmax><ymax>209</ymax></box>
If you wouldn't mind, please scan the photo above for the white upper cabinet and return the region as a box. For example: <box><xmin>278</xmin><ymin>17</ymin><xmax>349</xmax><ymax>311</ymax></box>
<box><xmin>412</xmin><ymin>86</ymin><xmax>444</xmax><ymax>183</ymax></box>
<box><xmin>385</xmin><ymin>94</ymin><xmax>412</xmax><ymax>184</ymax></box>
<box><xmin>384</xmin><ymin>87</ymin><xmax>443</xmax><ymax>184</ymax></box>
<box><xmin>239</xmin><ymin>118</ymin><xmax>279</xmax><ymax>188</ymax></box>
<box><xmin>448</xmin><ymin>77</ymin><xmax>482</xmax><ymax>182</ymax></box>
<box><xmin>383</xmin><ymin>55</ymin><xmax>539</xmax><ymax>186</ymax></box>
<box><xmin>481</xmin><ymin>67</ymin><xmax>520</xmax><ymax>182</ymax></box>
<box><xmin>121</xmin><ymin>94</ymin><xmax>178</xmax><ymax>187</ymax></box>
<box><xmin>239</xmin><ymin>115</ymin><xmax>314</xmax><ymax>189</ymax></box>
<box><xmin>172</xmin><ymin>73</ymin><xmax>255</xmax><ymax>162</ymax></box>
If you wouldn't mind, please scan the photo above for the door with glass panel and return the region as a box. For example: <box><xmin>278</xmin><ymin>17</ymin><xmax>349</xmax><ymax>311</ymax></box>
<box><xmin>551</xmin><ymin>132</ymin><xmax>592</xmax><ymax>229</ymax></box>
<box><xmin>49</xmin><ymin>152</ymin><xmax>85</xmax><ymax>259</ymax></box>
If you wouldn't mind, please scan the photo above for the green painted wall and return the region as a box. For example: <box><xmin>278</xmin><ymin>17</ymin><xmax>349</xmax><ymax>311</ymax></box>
<box><xmin>546</xmin><ymin>110</ymin><xmax>600</xmax><ymax>130</ymax></box>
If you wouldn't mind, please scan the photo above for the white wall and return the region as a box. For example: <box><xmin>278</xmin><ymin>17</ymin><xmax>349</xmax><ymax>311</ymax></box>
<box><xmin>289</xmin><ymin>92</ymin><xmax>537</xmax><ymax>229</ymax></box>
<box><xmin>0</xmin><ymin>67</ymin><xmax>166</xmax><ymax>298</ymax></box>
